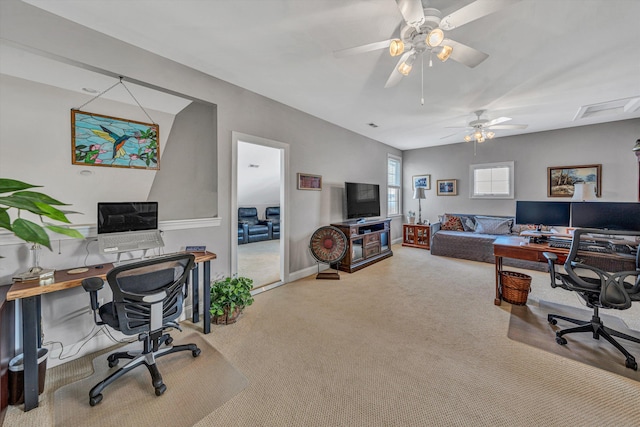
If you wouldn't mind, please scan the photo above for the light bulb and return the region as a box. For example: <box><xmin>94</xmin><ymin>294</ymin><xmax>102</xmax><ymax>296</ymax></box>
<box><xmin>426</xmin><ymin>28</ymin><xmax>444</xmax><ymax>47</ymax></box>
<box><xmin>389</xmin><ymin>39</ymin><xmax>404</xmax><ymax>57</ymax></box>
<box><xmin>464</xmin><ymin>135</ymin><xmax>472</xmax><ymax>142</ymax></box>
<box><xmin>478</xmin><ymin>136</ymin><xmax>486</xmax><ymax>143</ymax></box>
<box><xmin>474</xmin><ymin>130</ymin><xmax>483</xmax><ymax>140</ymax></box>
<box><xmin>486</xmin><ymin>131</ymin><xmax>495</xmax><ymax>139</ymax></box>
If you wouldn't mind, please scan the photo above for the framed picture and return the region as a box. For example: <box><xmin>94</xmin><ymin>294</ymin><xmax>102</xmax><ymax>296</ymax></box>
<box><xmin>547</xmin><ymin>164</ymin><xmax>601</xmax><ymax>197</ymax></box>
<box><xmin>437</xmin><ymin>179</ymin><xmax>457</xmax><ymax>196</ymax></box>
<box><xmin>71</xmin><ymin>109</ymin><xmax>160</xmax><ymax>170</ymax></box>
<box><xmin>412</xmin><ymin>174</ymin><xmax>431</xmax><ymax>190</ymax></box>
<box><xmin>297</xmin><ymin>173</ymin><xmax>322</xmax><ymax>190</ymax></box>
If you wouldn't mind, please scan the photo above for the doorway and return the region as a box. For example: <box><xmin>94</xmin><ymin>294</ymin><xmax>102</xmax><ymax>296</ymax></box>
<box><xmin>232</xmin><ymin>132</ymin><xmax>289</xmax><ymax>291</ymax></box>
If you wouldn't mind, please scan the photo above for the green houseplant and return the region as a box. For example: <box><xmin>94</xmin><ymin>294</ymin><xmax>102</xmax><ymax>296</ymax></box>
<box><xmin>0</xmin><ymin>178</ymin><xmax>83</xmax><ymax>250</ymax></box>
<box><xmin>209</xmin><ymin>276</ymin><xmax>254</xmax><ymax>324</ymax></box>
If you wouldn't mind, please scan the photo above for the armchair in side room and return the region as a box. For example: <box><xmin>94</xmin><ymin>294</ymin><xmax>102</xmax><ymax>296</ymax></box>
<box><xmin>265</xmin><ymin>206</ymin><xmax>280</xmax><ymax>239</ymax></box>
<box><xmin>238</xmin><ymin>207</ymin><xmax>273</xmax><ymax>243</ymax></box>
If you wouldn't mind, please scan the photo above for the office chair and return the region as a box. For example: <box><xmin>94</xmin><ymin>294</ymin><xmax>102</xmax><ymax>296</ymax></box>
<box><xmin>542</xmin><ymin>228</ymin><xmax>640</xmax><ymax>370</ymax></box>
<box><xmin>81</xmin><ymin>253</ymin><xmax>201</xmax><ymax>406</ymax></box>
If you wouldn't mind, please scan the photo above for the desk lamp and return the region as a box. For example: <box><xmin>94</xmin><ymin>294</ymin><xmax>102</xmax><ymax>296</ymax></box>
<box><xmin>413</xmin><ymin>187</ymin><xmax>426</xmax><ymax>224</ymax></box>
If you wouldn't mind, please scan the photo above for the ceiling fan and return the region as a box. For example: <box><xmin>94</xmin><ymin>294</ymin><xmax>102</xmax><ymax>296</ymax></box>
<box><xmin>444</xmin><ymin>110</ymin><xmax>528</xmax><ymax>143</ymax></box>
<box><xmin>334</xmin><ymin>0</ymin><xmax>518</xmax><ymax>88</ymax></box>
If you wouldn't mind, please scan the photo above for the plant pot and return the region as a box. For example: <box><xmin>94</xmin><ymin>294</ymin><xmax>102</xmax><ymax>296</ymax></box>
<box><xmin>408</xmin><ymin>216</ymin><xmax>415</xmax><ymax>224</ymax></box>
<box><xmin>211</xmin><ymin>305</ymin><xmax>243</xmax><ymax>325</ymax></box>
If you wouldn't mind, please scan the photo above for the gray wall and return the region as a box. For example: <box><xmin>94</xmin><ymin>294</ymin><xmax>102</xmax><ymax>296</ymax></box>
<box><xmin>0</xmin><ymin>0</ymin><xmax>403</xmax><ymax>365</ymax></box>
<box><xmin>403</xmin><ymin>119</ymin><xmax>640</xmax><ymax>223</ymax></box>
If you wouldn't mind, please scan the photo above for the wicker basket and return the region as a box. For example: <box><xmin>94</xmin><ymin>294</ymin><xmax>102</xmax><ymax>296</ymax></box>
<box><xmin>500</xmin><ymin>271</ymin><xmax>532</xmax><ymax>305</ymax></box>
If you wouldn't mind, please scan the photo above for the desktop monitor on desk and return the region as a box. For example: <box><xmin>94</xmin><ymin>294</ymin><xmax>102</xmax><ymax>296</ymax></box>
<box><xmin>571</xmin><ymin>202</ymin><xmax>640</xmax><ymax>231</ymax></box>
<box><xmin>515</xmin><ymin>201</ymin><xmax>571</xmax><ymax>228</ymax></box>
<box><xmin>97</xmin><ymin>202</ymin><xmax>164</xmax><ymax>254</ymax></box>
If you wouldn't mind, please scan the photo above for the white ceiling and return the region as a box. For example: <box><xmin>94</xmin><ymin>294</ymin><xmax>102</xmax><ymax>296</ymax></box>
<box><xmin>19</xmin><ymin>0</ymin><xmax>640</xmax><ymax>150</ymax></box>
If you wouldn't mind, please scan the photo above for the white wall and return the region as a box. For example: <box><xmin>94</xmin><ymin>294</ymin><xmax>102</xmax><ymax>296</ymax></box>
<box><xmin>403</xmin><ymin>119</ymin><xmax>640</xmax><ymax>223</ymax></box>
<box><xmin>238</xmin><ymin>141</ymin><xmax>280</xmax><ymax>218</ymax></box>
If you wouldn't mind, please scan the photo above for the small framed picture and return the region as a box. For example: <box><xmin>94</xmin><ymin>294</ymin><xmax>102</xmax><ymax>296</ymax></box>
<box><xmin>412</xmin><ymin>174</ymin><xmax>431</xmax><ymax>190</ymax></box>
<box><xmin>297</xmin><ymin>173</ymin><xmax>322</xmax><ymax>190</ymax></box>
<box><xmin>437</xmin><ymin>179</ymin><xmax>457</xmax><ymax>196</ymax></box>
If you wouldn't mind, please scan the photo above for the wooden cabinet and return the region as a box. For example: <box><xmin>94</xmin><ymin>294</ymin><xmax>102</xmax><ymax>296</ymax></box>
<box><xmin>330</xmin><ymin>218</ymin><xmax>393</xmax><ymax>273</ymax></box>
<box><xmin>402</xmin><ymin>224</ymin><xmax>430</xmax><ymax>250</ymax></box>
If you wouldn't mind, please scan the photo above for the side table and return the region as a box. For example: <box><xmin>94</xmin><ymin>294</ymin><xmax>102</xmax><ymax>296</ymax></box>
<box><xmin>402</xmin><ymin>223</ymin><xmax>430</xmax><ymax>249</ymax></box>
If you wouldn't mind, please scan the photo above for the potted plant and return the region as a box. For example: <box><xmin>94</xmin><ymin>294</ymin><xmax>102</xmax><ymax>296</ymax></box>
<box><xmin>209</xmin><ymin>276</ymin><xmax>254</xmax><ymax>325</ymax></box>
<box><xmin>0</xmin><ymin>178</ymin><xmax>83</xmax><ymax>251</ymax></box>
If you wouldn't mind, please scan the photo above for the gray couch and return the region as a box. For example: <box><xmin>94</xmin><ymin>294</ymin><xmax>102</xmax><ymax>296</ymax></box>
<box><xmin>429</xmin><ymin>213</ymin><xmax>547</xmax><ymax>272</ymax></box>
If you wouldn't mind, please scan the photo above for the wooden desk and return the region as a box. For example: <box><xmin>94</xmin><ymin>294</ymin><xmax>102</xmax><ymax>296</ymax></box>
<box><xmin>493</xmin><ymin>236</ymin><xmax>635</xmax><ymax>306</ymax></box>
<box><xmin>6</xmin><ymin>251</ymin><xmax>216</xmax><ymax>411</ymax></box>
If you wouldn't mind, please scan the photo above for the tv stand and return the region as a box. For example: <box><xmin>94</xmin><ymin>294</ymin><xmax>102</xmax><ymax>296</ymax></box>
<box><xmin>330</xmin><ymin>219</ymin><xmax>392</xmax><ymax>273</ymax></box>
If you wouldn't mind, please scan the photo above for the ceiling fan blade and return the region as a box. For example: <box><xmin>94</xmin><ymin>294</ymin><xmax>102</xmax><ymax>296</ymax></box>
<box><xmin>443</xmin><ymin>38</ymin><xmax>489</xmax><ymax>68</ymax></box>
<box><xmin>484</xmin><ymin>116</ymin><xmax>512</xmax><ymax>127</ymax></box>
<box><xmin>395</xmin><ymin>0</ymin><xmax>425</xmax><ymax>28</ymax></box>
<box><xmin>333</xmin><ymin>39</ymin><xmax>392</xmax><ymax>58</ymax></box>
<box><xmin>440</xmin><ymin>130</ymin><xmax>466</xmax><ymax>139</ymax></box>
<box><xmin>384</xmin><ymin>51</ymin><xmax>413</xmax><ymax>88</ymax></box>
<box><xmin>440</xmin><ymin>0</ymin><xmax>517</xmax><ymax>31</ymax></box>
<box><xmin>487</xmin><ymin>124</ymin><xmax>528</xmax><ymax>130</ymax></box>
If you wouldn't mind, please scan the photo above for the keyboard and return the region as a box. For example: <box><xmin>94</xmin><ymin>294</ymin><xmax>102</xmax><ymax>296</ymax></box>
<box><xmin>99</xmin><ymin>230</ymin><xmax>164</xmax><ymax>254</ymax></box>
<box><xmin>548</xmin><ymin>240</ymin><xmax>611</xmax><ymax>253</ymax></box>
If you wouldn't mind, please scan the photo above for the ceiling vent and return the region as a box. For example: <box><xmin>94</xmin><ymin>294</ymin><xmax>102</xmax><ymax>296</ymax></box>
<box><xmin>573</xmin><ymin>96</ymin><xmax>640</xmax><ymax>121</ymax></box>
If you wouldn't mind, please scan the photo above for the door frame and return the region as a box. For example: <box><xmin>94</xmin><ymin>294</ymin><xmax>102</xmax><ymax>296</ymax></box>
<box><xmin>231</xmin><ymin>131</ymin><xmax>289</xmax><ymax>289</ymax></box>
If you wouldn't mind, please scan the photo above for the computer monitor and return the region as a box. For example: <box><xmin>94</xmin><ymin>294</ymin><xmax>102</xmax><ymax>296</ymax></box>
<box><xmin>515</xmin><ymin>201</ymin><xmax>571</xmax><ymax>227</ymax></box>
<box><xmin>571</xmin><ymin>202</ymin><xmax>640</xmax><ymax>231</ymax></box>
<box><xmin>97</xmin><ymin>202</ymin><xmax>159</xmax><ymax>234</ymax></box>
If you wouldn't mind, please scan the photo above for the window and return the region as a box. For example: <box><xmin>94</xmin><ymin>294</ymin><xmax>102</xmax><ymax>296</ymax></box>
<box><xmin>470</xmin><ymin>161</ymin><xmax>514</xmax><ymax>199</ymax></box>
<box><xmin>387</xmin><ymin>154</ymin><xmax>402</xmax><ymax>215</ymax></box>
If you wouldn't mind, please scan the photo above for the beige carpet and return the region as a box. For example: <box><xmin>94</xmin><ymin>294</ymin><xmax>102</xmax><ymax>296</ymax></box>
<box><xmin>237</xmin><ymin>239</ymin><xmax>280</xmax><ymax>288</ymax></box>
<box><xmin>53</xmin><ymin>333</ymin><xmax>247</xmax><ymax>427</ymax></box>
<box><xmin>508</xmin><ymin>301</ymin><xmax>640</xmax><ymax>381</ymax></box>
<box><xmin>7</xmin><ymin>245</ymin><xmax>640</xmax><ymax>426</ymax></box>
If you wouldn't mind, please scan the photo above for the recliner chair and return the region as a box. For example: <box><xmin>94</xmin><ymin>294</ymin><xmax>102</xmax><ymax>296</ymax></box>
<box><xmin>543</xmin><ymin>228</ymin><xmax>640</xmax><ymax>370</ymax></box>
<box><xmin>81</xmin><ymin>253</ymin><xmax>201</xmax><ymax>406</ymax></box>
<box><xmin>238</xmin><ymin>207</ymin><xmax>272</xmax><ymax>242</ymax></box>
<box><xmin>265</xmin><ymin>206</ymin><xmax>280</xmax><ymax>239</ymax></box>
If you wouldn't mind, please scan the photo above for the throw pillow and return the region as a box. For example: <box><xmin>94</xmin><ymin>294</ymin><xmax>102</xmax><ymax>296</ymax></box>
<box><xmin>474</xmin><ymin>216</ymin><xmax>512</xmax><ymax>235</ymax></box>
<box><xmin>441</xmin><ymin>215</ymin><xmax>464</xmax><ymax>231</ymax></box>
<box><xmin>461</xmin><ymin>216</ymin><xmax>476</xmax><ymax>232</ymax></box>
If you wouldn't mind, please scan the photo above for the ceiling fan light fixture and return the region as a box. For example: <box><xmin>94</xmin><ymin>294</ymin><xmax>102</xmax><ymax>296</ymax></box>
<box><xmin>477</xmin><ymin>136</ymin><xmax>485</xmax><ymax>143</ymax></box>
<box><xmin>389</xmin><ymin>39</ymin><xmax>404</xmax><ymax>57</ymax></box>
<box><xmin>464</xmin><ymin>135</ymin><xmax>472</xmax><ymax>142</ymax></box>
<box><xmin>473</xmin><ymin>130</ymin><xmax>483</xmax><ymax>140</ymax></box>
<box><xmin>486</xmin><ymin>131</ymin><xmax>495</xmax><ymax>139</ymax></box>
<box><xmin>426</xmin><ymin>28</ymin><xmax>444</xmax><ymax>47</ymax></box>
<box><xmin>437</xmin><ymin>45</ymin><xmax>453</xmax><ymax>62</ymax></box>
<box><xmin>397</xmin><ymin>54</ymin><xmax>416</xmax><ymax>76</ymax></box>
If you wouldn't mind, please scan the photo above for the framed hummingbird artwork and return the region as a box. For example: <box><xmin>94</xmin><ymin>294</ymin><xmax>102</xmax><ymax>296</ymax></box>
<box><xmin>71</xmin><ymin>109</ymin><xmax>160</xmax><ymax>170</ymax></box>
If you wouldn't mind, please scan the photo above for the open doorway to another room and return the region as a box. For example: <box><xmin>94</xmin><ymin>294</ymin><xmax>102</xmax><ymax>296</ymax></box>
<box><xmin>233</xmin><ymin>135</ymin><xmax>287</xmax><ymax>290</ymax></box>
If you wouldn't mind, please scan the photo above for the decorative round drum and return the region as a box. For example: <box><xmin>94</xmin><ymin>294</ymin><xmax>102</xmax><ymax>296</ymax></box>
<box><xmin>309</xmin><ymin>226</ymin><xmax>348</xmax><ymax>264</ymax></box>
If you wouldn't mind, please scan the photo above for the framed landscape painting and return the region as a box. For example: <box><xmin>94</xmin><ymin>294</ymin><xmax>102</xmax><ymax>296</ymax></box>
<box><xmin>437</xmin><ymin>179</ymin><xmax>457</xmax><ymax>196</ymax></box>
<box><xmin>547</xmin><ymin>164</ymin><xmax>601</xmax><ymax>197</ymax></box>
<box><xmin>71</xmin><ymin>109</ymin><xmax>160</xmax><ymax>170</ymax></box>
<box><xmin>412</xmin><ymin>174</ymin><xmax>431</xmax><ymax>190</ymax></box>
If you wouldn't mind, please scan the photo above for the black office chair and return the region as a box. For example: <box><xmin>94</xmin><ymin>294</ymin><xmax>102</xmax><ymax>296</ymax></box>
<box><xmin>543</xmin><ymin>228</ymin><xmax>640</xmax><ymax>370</ymax></box>
<box><xmin>81</xmin><ymin>253</ymin><xmax>201</xmax><ymax>406</ymax></box>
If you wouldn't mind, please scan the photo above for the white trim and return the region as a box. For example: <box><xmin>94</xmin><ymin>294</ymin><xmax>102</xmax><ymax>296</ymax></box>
<box><xmin>0</xmin><ymin>217</ymin><xmax>221</xmax><ymax>246</ymax></box>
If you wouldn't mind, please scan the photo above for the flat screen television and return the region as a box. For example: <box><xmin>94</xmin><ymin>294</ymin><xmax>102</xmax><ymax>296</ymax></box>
<box><xmin>97</xmin><ymin>202</ymin><xmax>159</xmax><ymax>234</ymax></box>
<box><xmin>345</xmin><ymin>182</ymin><xmax>380</xmax><ymax>220</ymax></box>
<box><xmin>570</xmin><ymin>202</ymin><xmax>640</xmax><ymax>231</ymax></box>
<box><xmin>515</xmin><ymin>201</ymin><xmax>571</xmax><ymax>227</ymax></box>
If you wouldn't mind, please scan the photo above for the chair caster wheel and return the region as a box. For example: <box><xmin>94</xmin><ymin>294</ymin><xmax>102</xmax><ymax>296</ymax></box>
<box><xmin>625</xmin><ymin>358</ymin><xmax>638</xmax><ymax>370</ymax></box>
<box><xmin>192</xmin><ymin>348</ymin><xmax>201</xmax><ymax>357</ymax></box>
<box><xmin>89</xmin><ymin>394</ymin><xmax>103</xmax><ymax>406</ymax></box>
<box><xmin>547</xmin><ymin>316</ymin><xmax>557</xmax><ymax>325</ymax></box>
<box><xmin>107</xmin><ymin>355</ymin><xmax>119</xmax><ymax>368</ymax></box>
<box><xmin>155</xmin><ymin>384</ymin><xmax>167</xmax><ymax>396</ymax></box>
<box><xmin>165</xmin><ymin>336</ymin><xmax>173</xmax><ymax>346</ymax></box>
<box><xmin>555</xmin><ymin>336</ymin><xmax>567</xmax><ymax>345</ymax></box>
